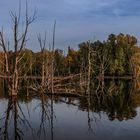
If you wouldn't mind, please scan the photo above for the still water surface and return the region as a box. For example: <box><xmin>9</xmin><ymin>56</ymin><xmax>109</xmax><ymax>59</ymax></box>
<box><xmin>0</xmin><ymin>80</ymin><xmax>140</xmax><ymax>140</ymax></box>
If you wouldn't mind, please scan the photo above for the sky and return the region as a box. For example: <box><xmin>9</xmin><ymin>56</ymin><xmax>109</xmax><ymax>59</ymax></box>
<box><xmin>0</xmin><ymin>0</ymin><xmax>140</xmax><ymax>51</ymax></box>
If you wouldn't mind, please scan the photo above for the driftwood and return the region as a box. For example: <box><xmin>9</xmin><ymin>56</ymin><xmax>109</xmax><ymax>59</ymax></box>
<box><xmin>11</xmin><ymin>72</ymin><xmax>87</xmax><ymax>96</ymax></box>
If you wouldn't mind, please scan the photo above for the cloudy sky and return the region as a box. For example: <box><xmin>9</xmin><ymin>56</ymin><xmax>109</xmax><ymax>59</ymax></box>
<box><xmin>0</xmin><ymin>0</ymin><xmax>140</xmax><ymax>51</ymax></box>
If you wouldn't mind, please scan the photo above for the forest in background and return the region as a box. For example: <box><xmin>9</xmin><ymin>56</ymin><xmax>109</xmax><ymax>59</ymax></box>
<box><xmin>0</xmin><ymin>33</ymin><xmax>139</xmax><ymax>77</ymax></box>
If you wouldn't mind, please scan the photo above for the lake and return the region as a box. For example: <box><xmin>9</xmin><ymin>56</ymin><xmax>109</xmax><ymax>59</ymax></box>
<box><xmin>0</xmin><ymin>79</ymin><xmax>140</xmax><ymax>140</ymax></box>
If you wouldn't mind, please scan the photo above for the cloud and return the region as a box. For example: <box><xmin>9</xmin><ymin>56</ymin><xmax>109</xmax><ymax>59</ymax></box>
<box><xmin>0</xmin><ymin>0</ymin><xmax>140</xmax><ymax>51</ymax></box>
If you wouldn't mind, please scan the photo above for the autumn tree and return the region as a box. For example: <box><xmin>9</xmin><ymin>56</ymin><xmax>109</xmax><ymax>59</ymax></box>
<box><xmin>65</xmin><ymin>47</ymin><xmax>80</xmax><ymax>74</ymax></box>
<box><xmin>54</xmin><ymin>49</ymin><xmax>65</xmax><ymax>76</ymax></box>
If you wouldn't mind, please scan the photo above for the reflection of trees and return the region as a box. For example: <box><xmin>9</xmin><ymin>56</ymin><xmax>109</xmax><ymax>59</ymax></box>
<box><xmin>78</xmin><ymin>79</ymin><xmax>137</xmax><ymax>121</ymax></box>
<box><xmin>36</xmin><ymin>93</ymin><xmax>50</xmax><ymax>139</ymax></box>
<box><xmin>50</xmin><ymin>95</ymin><xmax>54</xmax><ymax>140</ymax></box>
<box><xmin>105</xmin><ymin>80</ymin><xmax>135</xmax><ymax>120</ymax></box>
<box><xmin>0</xmin><ymin>79</ymin><xmax>139</xmax><ymax>139</ymax></box>
<box><xmin>0</xmin><ymin>93</ymin><xmax>55</xmax><ymax>140</ymax></box>
<box><xmin>0</xmin><ymin>96</ymin><xmax>33</xmax><ymax>140</ymax></box>
<box><xmin>35</xmin><ymin>93</ymin><xmax>54</xmax><ymax>140</ymax></box>
<box><xmin>54</xmin><ymin>96</ymin><xmax>99</xmax><ymax>132</ymax></box>
<box><xmin>87</xmin><ymin>97</ymin><xmax>93</xmax><ymax>132</ymax></box>
<box><xmin>104</xmin><ymin>80</ymin><xmax>137</xmax><ymax>121</ymax></box>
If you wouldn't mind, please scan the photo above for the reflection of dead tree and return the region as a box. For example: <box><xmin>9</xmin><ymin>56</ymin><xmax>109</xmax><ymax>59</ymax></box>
<box><xmin>50</xmin><ymin>95</ymin><xmax>54</xmax><ymax>140</ymax></box>
<box><xmin>95</xmin><ymin>79</ymin><xmax>109</xmax><ymax>98</ymax></box>
<box><xmin>86</xmin><ymin>94</ymin><xmax>100</xmax><ymax>132</ymax></box>
<box><xmin>57</xmin><ymin>96</ymin><xmax>98</xmax><ymax>133</ymax></box>
<box><xmin>0</xmin><ymin>3</ymin><xmax>36</xmax><ymax>96</ymax></box>
<box><xmin>87</xmin><ymin>97</ymin><xmax>93</xmax><ymax>132</ymax></box>
<box><xmin>0</xmin><ymin>98</ymin><xmax>11</xmax><ymax>140</ymax></box>
<box><xmin>37</xmin><ymin>93</ymin><xmax>51</xmax><ymax>139</ymax></box>
<box><xmin>0</xmin><ymin>97</ymin><xmax>34</xmax><ymax>140</ymax></box>
<box><xmin>58</xmin><ymin>98</ymin><xmax>79</xmax><ymax>107</ymax></box>
<box><xmin>95</xmin><ymin>79</ymin><xmax>112</xmax><ymax>106</ymax></box>
<box><xmin>94</xmin><ymin>79</ymin><xmax>136</xmax><ymax>121</ymax></box>
<box><xmin>34</xmin><ymin>93</ymin><xmax>56</xmax><ymax>140</ymax></box>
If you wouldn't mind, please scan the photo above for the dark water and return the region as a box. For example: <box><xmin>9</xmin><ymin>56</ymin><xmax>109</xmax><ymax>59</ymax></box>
<box><xmin>0</xmin><ymin>80</ymin><xmax>140</xmax><ymax>140</ymax></box>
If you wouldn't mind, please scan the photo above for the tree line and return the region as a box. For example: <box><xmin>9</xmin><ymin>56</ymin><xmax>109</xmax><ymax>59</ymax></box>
<box><xmin>8</xmin><ymin>33</ymin><xmax>138</xmax><ymax>78</ymax></box>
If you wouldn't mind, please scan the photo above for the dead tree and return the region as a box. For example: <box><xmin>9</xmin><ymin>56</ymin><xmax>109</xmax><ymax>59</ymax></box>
<box><xmin>86</xmin><ymin>41</ymin><xmax>91</xmax><ymax>94</ymax></box>
<box><xmin>37</xmin><ymin>32</ymin><xmax>47</xmax><ymax>88</ymax></box>
<box><xmin>96</xmin><ymin>43</ymin><xmax>111</xmax><ymax>80</ymax></box>
<box><xmin>0</xmin><ymin>3</ymin><xmax>36</xmax><ymax>96</ymax></box>
<box><xmin>36</xmin><ymin>21</ymin><xmax>56</xmax><ymax>94</ymax></box>
<box><xmin>51</xmin><ymin>21</ymin><xmax>56</xmax><ymax>93</ymax></box>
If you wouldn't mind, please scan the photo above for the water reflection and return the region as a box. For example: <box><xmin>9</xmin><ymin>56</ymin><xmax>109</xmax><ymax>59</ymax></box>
<box><xmin>0</xmin><ymin>79</ymin><xmax>140</xmax><ymax>140</ymax></box>
<box><xmin>0</xmin><ymin>95</ymin><xmax>55</xmax><ymax>140</ymax></box>
<box><xmin>36</xmin><ymin>93</ymin><xmax>51</xmax><ymax>139</ymax></box>
<box><xmin>36</xmin><ymin>93</ymin><xmax>55</xmax><ymax>140</ymax></box>
<box><xmin>79</xmin><ymin>79</ymin><xmax>138</xmax><ymax>120</ymax></box>
<box><xmin>0</xmin><ymin>96</ymin><xmax>34</xmax><ymax>140</ymax></box>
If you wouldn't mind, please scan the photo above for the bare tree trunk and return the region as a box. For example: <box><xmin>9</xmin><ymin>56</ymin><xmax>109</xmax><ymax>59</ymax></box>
<box><xmin>37</xmin><ymin>32</ymin><xmax>47</xmax><ymax>88</ymax></box>
<box><xmin>86</xmin><ymin>41</ymin><xmax>91</xmax><ymax>94</ymax></box>
<box><xmin>42</xmin><ymin>59</ymin><xmax>45</xmax><ymax>87</ymax></box>
<box><xmin>11</xmin><ymin>57</ymin><xmax>18</xmax><ymax>95</ymax></box>
<box><xmin>4</xmin><ymin>53</ymin><xmax>9</xmax><ymax>73</ymax></box>
<box><xmin>51</xmin><ymin>21</ymin><xmax>56</xmax><ymax>94</ymax></box>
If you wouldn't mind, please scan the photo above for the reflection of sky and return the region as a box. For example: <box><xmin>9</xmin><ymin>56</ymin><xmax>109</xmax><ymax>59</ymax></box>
<box><xmin>0</xmin><ymin>98</ymin><xmax>140</xmax><ymax>140</ymax></box>
<box><xmin>0</xmin><ymin>0</ymin><xmax>140</xmax><ymax>51</ymax></box>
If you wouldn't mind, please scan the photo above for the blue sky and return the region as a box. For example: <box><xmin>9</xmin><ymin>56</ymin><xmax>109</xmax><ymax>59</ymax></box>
<box><xmin>0</xmin><ymin>0</ymin><xmax>140</xmax><ymax>51</ymax></box>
